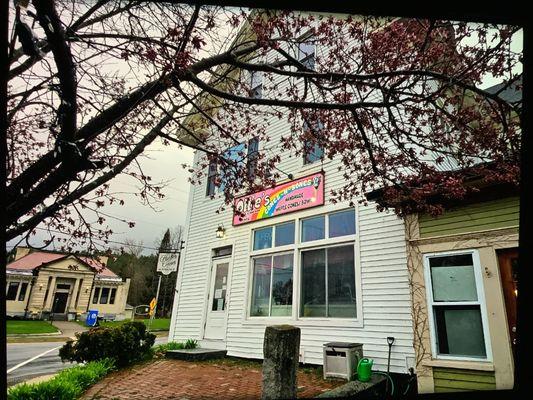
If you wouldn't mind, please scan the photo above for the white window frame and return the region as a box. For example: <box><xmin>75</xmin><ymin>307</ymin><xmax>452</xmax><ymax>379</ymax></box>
<box><xmin>423</xmin><ymin>249</ymin><xmax>493</xmax><ymax>362</ymax></box>
<box><xmin>245</xmin><ymin>203</ymin><xmax>363</xmax><ymax>328</ymax></box>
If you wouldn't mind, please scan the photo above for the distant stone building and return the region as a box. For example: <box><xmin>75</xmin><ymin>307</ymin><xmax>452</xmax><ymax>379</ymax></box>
<box><xmin>6</xmin><ymin>247</ymin><xmax>130</xmax><ymax>321</ymax></box>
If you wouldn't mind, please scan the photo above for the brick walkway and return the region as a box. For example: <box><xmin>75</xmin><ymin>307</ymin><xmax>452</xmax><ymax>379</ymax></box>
<box><xmin>83</xmin><ymin>358</ymin><xmax>345</xmax><ymax>399</ymax></box>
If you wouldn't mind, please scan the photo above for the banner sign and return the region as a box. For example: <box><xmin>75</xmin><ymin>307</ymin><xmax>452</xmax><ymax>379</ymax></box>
<box><xmin>233</xmin><ymin>172</ymin><xmax>324</xmax><ymax>226</ymax></box>
<box><xmin>156</xmin><ymin>252</ymin><xmax>179</xmax><ymax>275</ymax></box>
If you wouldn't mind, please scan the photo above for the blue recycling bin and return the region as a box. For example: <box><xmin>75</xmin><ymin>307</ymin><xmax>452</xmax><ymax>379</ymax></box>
<box><xmin>86</xmin><ymin>310</ymin><xmax>99</xmax><ymax>327</ymax></box>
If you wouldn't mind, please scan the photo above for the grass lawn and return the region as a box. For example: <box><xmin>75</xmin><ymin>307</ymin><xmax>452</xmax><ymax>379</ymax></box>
<box><xmin>77</xmin><ymin>318</ymin><xmax>171</xmax><ymax>331</ymax></box>
<box><xmin>7</xmin><ymin>320</ymin><xmax>59</xmax><ymax>335</ymax></box>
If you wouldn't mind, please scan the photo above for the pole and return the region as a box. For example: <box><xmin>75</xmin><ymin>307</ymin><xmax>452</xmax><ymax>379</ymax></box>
<box><xmin>148</xmin><ymin>274</ymin><xmax>162</xmax><ymax>332</ymax></box>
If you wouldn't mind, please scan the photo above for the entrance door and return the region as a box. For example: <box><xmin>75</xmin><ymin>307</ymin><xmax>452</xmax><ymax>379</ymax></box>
<box><xmin>497</xmin><ymin>248</ymin><xmax>518</xmax><ymax>359</ymax></box>
<box><xmin>52</xmin><ymin>292</ymin><xmax>69</xmax><ymax>314</ymax></box>
<box><xmin>204</xmin><ymin>259</ymin><xmax>230</xmax><ymax>340</ymax></box>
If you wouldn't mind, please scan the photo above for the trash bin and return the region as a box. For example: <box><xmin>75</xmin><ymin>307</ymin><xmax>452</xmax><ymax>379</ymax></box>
<box><xmin>323</xmin><ymin>342</ymin><xmax>364</xmax><ymax>381</ymax></box>
<box><xmin>86</xmin><ymin>310</ymin><xmax>99</xmax><ymax>327</ymax></box>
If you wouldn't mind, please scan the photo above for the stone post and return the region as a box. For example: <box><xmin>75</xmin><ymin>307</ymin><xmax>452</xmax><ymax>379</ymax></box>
<box><xmin>262</xmin><ymin>325</ymin><xmax>301</xmax><ymax>400</ymax></box>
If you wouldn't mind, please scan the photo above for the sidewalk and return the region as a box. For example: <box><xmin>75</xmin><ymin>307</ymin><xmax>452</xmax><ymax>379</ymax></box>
<box><xmin>51</xmin><ymin>321</ymin><xmax>89</xmax><ymax>339</ymax></box>
<box><xmin>83</xmin><ymin>358</ymin><xmax>344</xmax><ymax>399</ymax></box>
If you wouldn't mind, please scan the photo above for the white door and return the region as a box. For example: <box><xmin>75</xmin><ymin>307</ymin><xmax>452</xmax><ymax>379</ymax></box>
<box><xmin>204</xmin><ymin>259</ymin><xmax>230</xmax><ymax>340</ymax></box>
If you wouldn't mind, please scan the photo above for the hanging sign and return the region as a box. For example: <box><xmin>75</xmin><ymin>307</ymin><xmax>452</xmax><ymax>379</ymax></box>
<box><xmin>233</xmin><ymin>172</ymin><xmax>324</xmax><ymax>226</ymax></box>
<box><xmin>156</xmin><ymin>252</ymin><xmax>179</xmax><ymax>275</ymax></box>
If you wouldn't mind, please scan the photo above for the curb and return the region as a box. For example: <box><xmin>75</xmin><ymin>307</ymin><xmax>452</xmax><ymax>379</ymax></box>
<box><xmin>7</xmin><ymin>329</ymin><xmax>63</xmax><ymax>338</ymax></box>
<box><xmin>11</xmin><ymin>373</ymin><xmax>58</xmax><ymax>388</ymax></box>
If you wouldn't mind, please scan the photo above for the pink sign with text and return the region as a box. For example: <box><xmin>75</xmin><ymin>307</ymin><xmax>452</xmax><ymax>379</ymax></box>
<box><xmin>233</xmin><ymin>172</ymin><xmax>325</xmax><ymax>226</ymax></box>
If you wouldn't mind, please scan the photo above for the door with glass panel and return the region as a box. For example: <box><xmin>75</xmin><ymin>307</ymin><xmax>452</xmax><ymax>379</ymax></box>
<box><xmin>204</xmin><ymin>259</ymin><xmax>230</xmax><ymax>340</ymax></box>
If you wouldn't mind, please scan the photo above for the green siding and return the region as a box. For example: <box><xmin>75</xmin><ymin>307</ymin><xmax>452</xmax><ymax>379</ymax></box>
<box><xmin>419</xmin><ymin>197</ymin><xmax>520</xmax><ymax>238</ymax></box>
<box><xmin>433</xmin><ymin>367</ymin><xmax>496</xmax><ymax>392</ymax></box>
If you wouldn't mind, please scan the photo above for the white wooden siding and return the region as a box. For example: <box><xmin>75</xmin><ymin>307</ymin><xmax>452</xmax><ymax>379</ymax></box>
<box><xmin>169</xmin><ymin>19</ymin><xmax>415</xmax><ymax>374</ymax></box>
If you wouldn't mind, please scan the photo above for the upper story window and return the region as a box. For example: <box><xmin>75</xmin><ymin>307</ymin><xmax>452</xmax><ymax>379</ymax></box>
<box><xmin>298</xmin><ymin>39</ymin><xmax>315</xmax><ymax>70</ymax></box>
<box><xmin>250</xmin><ymin>71</ymin><xmax>263</xmax><ymax>99</ymax></box>
<box><xmin>301</xmin><ymin>209</ymin><xmax>355</xmax><ymax>242</ymax></box>
<box><xmin>253</xmin><ymin>221</ymin><xmax>295</xmax><ymax>251</ymax></box>
<box><xmin>303</xmin><ymin>119</ymin><xmax>324</xmax><ymax>165</ymax></box>
<box><xmin>424</xmin><ymin>251</ymin><xmax>490</xmax><ymax>360</ymax></box>
<box><xmin>206</xmin><ymin>138</ymin><xmax>260</xmax><ymax>197</ymax></box>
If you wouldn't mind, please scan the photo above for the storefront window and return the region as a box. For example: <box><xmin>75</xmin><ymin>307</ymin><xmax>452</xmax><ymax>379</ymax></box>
<box><xmin>301</xmin><ymin>215</ymin><xmax>325</xmax><ymax>241</ymax></box>
<box><xmin>254</xmin><ymin>227</ymin><xmax>272</xmax><ymax>250</ymax></box>
<box><xmin>426</xmin><ymin>252</ymin><xmax>488</xmax><ymax>359</ymax></box>
<box><xmin>300</xmin><ymin>245</ymin><xmax>356</xmax><ymax>318</ymax></box>
<box><xmin>251</xmin><ymin>254</ymin><xmax>293</xmax><ymax>317</ymax></box>
<box><xmin>275</xmin><ymin>222</ymin><xmax>295</xmax><ymax>246</ymax></box>
<box><xmin>249</xmin><ymin>208</ymin><xmax>358</xmax><ymax>320</ymax></box>
<box><xmin>329</xmin><ymin>209</ymin><xmax>356</xmax><ymax>238</ymax></box>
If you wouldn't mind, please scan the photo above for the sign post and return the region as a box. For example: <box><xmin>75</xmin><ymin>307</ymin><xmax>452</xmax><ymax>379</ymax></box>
<box><xmin>148</xmin><ymin>249</ymin><xmax>182</xmax><ymax>331</ymax></box>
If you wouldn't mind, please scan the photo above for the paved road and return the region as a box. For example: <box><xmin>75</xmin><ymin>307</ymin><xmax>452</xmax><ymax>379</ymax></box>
<box><xmin>7</xmin><ymin>336</ymin><xmax>168</xmax><ymax>387</ymax></box>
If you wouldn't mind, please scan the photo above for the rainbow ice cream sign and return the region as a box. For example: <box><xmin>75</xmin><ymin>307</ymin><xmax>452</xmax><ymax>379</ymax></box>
<box><xmin>233</xmin><ymin>172</ymin><xmax>324</xmax><ymax>226</ymax></box>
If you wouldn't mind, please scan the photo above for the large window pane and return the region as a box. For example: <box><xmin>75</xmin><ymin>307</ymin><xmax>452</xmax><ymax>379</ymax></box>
<box><xmin>6</xmin><ymin>282</ymin><xmax>19</xmax><ymax>301</ymax></box>
<box><xmin>254</xmin><ymin>227</ymin><xmax>272</xmax><ymax>250</ymax></box>
<box><xmin>251</xmin><ymin>257</ymin><xmax>271</xmax><ymax>316</ymax></box>
<box><xmin>271</xmin><ymin>254</ymin><xmax>293</xmax><ymax>316</ymax></box>
<box><xmin>329</xmin><ymin>210</ymin><xmax>356</xmax><ymax>238</ymax></box>
<box><xmin>300</xmin><ymin>249</ymin><xmax>326</xmax><ymax>317</ymax></box>
<box><xmin>18</xmin><ymin>282</ymin><xmax>28</xmax><ymax>302</ymax></box>
<box><xmin>301</xmin><ymin>215</ymin><xmax>325</xmax><ymax>242</ymax></box>
<box><xmin>430</xmin><ymin>255</ymin><xmax>477</xmax><ymax>302</ymax></box>
<box><xmin>92</xmin><ymin>287</ymin><xmax>100</xmax><ymax>304</ymax></box>
<box><xmin>99</xmin><ymin>287</ymin><xmax>110</xmax><ymax>304</ymax></box>
<box><xmin>434</xmin><ymin>305</ymin><xmax>486</xmax><ymax>357</ymax></box>
<box><xmin>327</xmin><ymin>246</ymin><xmax>356</xmax><ymax>318</ymax></box>
<box><xmin>275</xmin><ymin>222</ymin><xmax>295</xmax><ymax>246</ymax></box>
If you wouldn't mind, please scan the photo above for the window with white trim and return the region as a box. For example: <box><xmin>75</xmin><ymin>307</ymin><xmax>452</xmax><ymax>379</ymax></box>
<box><xmin>298</xmin><ymin>39</ymin><xmax>315</xmax><ymax>70</ymax></box>
<box><xmin>249</xmin><ymin>208</ymin><xmax>357</xmax><ymax>320</ymax></box>
<box><xmin>249</xmin><ymin>71</ymin><xmax>263</xmax><ymax>99</ymax></box>
<box><xmin>424</xmin><ymin>251</ymin><xmax>490</xmax><ymax>359</ymax></box>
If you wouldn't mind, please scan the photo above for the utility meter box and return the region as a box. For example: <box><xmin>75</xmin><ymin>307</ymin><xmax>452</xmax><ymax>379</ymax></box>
<box><xmin>323</xmin><ymin>342</ymin><xmax>363</xmax><ymax>381</ymax></box>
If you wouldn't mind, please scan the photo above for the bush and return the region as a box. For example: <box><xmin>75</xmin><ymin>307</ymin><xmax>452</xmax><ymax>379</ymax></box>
<box><xmin>59</xmin><ymin>321</ymin><xmax>155</xmax><ymax>367</ymax></box>
<box><xmin>7</xmin><ymin>358</ymin><xmax>115</xmax><ymax>400</ymax></box>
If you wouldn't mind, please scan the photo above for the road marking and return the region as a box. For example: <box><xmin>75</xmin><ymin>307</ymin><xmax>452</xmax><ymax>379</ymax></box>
<box><xmin>7</xmin><ymin>346</ymin><xmax>62</xmax><ymax>374</ymax></box>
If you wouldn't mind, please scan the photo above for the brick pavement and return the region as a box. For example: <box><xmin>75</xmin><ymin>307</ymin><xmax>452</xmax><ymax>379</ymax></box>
<box><xmin>82</xmin><ymin>358</ymin><xmax>345</xmax><ymax>399</ymax></box>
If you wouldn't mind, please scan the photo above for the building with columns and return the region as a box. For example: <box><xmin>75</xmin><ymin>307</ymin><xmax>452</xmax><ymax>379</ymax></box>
<box><xmin>6</xmin><ymin>247</ymin><xmax>130</xmax><ymax>321</ymax></box>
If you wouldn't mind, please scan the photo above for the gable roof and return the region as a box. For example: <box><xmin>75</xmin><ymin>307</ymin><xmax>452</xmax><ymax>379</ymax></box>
<box><xmin>6</xmin><ymin>251</ymin><xmax>119</xmax><ymax>279</ymax></box>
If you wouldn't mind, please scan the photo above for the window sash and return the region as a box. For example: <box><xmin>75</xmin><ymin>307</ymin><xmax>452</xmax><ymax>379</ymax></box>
<box><xmin>92</xmin><ymin>287</ymin><xmax>101</xmax><ymax>304</ymax></box>
<box><xmin>250</xmin><ymin>251</ymin><xmax>294</xmax><ymax>317</ymax></box>
<box><xmin>109</xmin><ymin>288</ymin><xmax>117</xmax><ymax>304</ymax></box>
<box><xmin>18</xmin><ymin>282</ymin><xmax>28</xmax><ymax>302</ymax></box>
<box><xmin>424</xmin><ymin>251</ymin><xmax>491</xmax><ymax>361</ymax></box>
<box><xmin>6</xmin><ymin>282</ymin><xmax>19</xmax><ymax>301</ymax></box>
<box><xmin>99</xmin><ymin>287</ymin><xmax>110</xmax><ymax>304</ymax></box>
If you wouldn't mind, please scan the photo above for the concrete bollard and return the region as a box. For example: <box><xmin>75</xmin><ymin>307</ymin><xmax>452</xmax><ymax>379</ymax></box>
<box><xmin>262</xmin><ymin>325</ymin><xmax>301</xmax><ymax>400</ymax></box>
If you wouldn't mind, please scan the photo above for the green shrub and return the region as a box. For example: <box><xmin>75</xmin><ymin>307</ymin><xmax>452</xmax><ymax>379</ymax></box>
<box><xmin>7</xmin><ymin>358</ymin><xmax>115</xmax><ymax>400</ymax></box>
<box><xmin>184</xmin><ymin>339</ymin><xmax>198</xmax><ymax>349</ymax></box>
<box><xmin>59</xmin><ymin>321</ymin><xmax>155</xmax><ymax>367</ymax></box>
<box><xmin>152</xmin><ymin>339</ymin><xmax>198</xmax><ymax>357</ymax></box>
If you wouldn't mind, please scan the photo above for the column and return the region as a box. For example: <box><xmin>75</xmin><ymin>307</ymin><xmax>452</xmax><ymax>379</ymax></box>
<box><xmin>44</xmin><ymin>276</ymin><xmax>57</xmax><ymax>310</ymax></box>
<box><xmin>69</xmin><ymin>278</ymin><xmax>81</xmax><ymax>311</ymax></box>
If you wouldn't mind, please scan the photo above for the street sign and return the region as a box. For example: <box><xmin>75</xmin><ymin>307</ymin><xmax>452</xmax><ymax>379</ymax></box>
<box><xmin>156</xmin><ymin>252</ymin><xmax>179</xmax><ymax>275</ymax></box>
<box><xmin>149</xmin><ymin>298</ymin><xmax>157</xmax><ymax>316</ymax></box>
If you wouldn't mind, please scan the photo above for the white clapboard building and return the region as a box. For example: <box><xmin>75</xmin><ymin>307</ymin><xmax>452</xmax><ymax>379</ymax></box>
<box><xmin>169</xmin><ymin>13</ymin><xmax>415</xmax><ymax>374</ymax></box>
